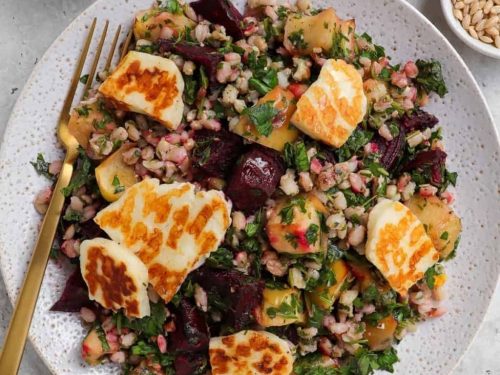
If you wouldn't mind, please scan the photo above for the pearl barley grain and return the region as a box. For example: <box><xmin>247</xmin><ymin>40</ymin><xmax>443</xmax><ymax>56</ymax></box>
<box><xmin>453</xmin><ymin>0</ymin><xmax>500</xmax><ymax>48</ymax></box>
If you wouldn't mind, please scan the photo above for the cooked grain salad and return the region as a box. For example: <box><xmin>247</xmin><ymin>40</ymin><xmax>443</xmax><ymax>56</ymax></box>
<box><xmin>32</xmin><ymin>0</ymin><xmax>462</xmax><ymax>374</ymax></box>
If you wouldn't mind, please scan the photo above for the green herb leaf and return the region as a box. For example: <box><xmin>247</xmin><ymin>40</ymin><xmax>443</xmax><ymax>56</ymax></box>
<box><xmin>424</xmin><ymin>264</ymin><xmax>442</xmax><ymax>289</ymax></box>
<box><xmin>79</xmin><ymin>74</ymin><xmax>89</xmax><ymax>84</ymax></box>
<box><xmin>63</xmin><ymin>209</ymin><xmax>82</xmax><ymax>222</ymax></box>
<box><xmin>75</xmin><ymin>105</ymin><xmax>90</xmax><ymax>117</ymax></box>
<box><xmin>288</xmin><ymin>29</ymin><xmax>308</xmax><ymax>50</ymax></box>
<box><xmin>279</xmin><ymin>197</ymin><xmax>306</xmax><ymax>225</ymax></box>
<box><xmin>183</xmin><ymin>74</ymin><xmax>198</xmax><ymax>105</ymax></box>
<box><xmin>305</xmin><ymin>224</ymin><xmax>319</xmax><ymax>245</ymax></box>
<box><xmin>266</xmin><ymin>293</ymin><xmax>303</xmax><ymax>320</ymax></box>
<box><xmin>335</xmin><ymin>128</ymin><xmax>374</xmax><ymax>162</ymax></box>
<box><xmin>415</xmin><ymin>59</ymin><xmax>448</xmax><ymax>98</ymax></box>
<box><xmin>206</xmin><ymin>247</ymin><xmax>234</xmax><ymax>269</ymax></box>
<box><xmin>115</xmin><ymin>302</ymin><xmax>167</xmax><ymax>337</ymax></box>
<box><xmin>112</xmin><ymin>175</ymin><xmax>125</xmax><ymax>194</ymax></box>
<box><xmin>61</xmin><ymin>148</ymin><xmax>95</xmax><ymax>197</ymax></box>
<box><xmin>244</xmin><ymin>102</ymin><xmax>279</xmax><ymax>137</ymax></box>
<box><xmin>283</xmin><ymin>140</ymin><xmax>310</xmax><ymax>172</ymax></box>
<box><xmin>30</xmin><ymin>153</ymin><xmax>54</xmax><ymax>180</ymax></box>
<box><xmin>94</xmin><ymin>324</ymin><xmax>110</xmax><ymax>351</ymax></box>
<box><xmin>157</xmin><ymin>0</ymin><xmax>182</xmax><ymax>14</ymax></box>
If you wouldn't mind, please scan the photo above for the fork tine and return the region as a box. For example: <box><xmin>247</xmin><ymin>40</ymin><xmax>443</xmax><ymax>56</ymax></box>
<box><xmin>120</xmin><ymin>27</ymin><xmax>134</xmax><ymax>61</ymax></box>
<box><xmin>104</xmin><ymin>25</ymin><xmax>122</xmax><ymax>72</ymax></box>
<box><xmin>82</xmin><ymin>20</ymin><xmax>109</xmax><ymax>98</ymax></box>
<box><xmin>59</xmin><ymin>18</ymin><xmax>96</xmax><ymax>121</ymax></box>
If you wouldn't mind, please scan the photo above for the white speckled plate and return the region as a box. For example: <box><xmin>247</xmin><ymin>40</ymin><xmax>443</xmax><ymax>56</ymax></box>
<box><xmin>0</xmin><ymin>0</ymin><xmax>499</xmax><ymax>374</ymax></box>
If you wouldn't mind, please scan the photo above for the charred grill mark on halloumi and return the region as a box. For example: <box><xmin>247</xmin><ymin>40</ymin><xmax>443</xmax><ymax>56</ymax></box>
<box><xmin>209</xmin><ymin>330</ymin><xmax>293</xmax><ymax>375</ymax></box>
<box><xmin>365</xmin><ymin>200</ymin><xmax>440</xmax><ymax>295</ymax></box>
<box><xmin>94</xmin><ymin>178</ymin><xmax>231</xmax><ymax>303</ymax></box>
<box><xmin>291</xmin><ymin>59</ymin><xmax>367</xmax><ymax>148</ymax></box>
<box><xmin>98</xmin><ymin>51</ymin><xmax>184</xmax><ymax>130</ymax></box>
<box><xmin>80</xmin><ymin>238</ymin><xmax>150</xmax><ymax>318</ymax></box>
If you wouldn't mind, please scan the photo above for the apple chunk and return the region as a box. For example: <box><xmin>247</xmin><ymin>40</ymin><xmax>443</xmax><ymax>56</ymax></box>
<box><xmin>232</xmin><ymin>86</ymin><xmax>299</xmax><ymax>152</ymax></box>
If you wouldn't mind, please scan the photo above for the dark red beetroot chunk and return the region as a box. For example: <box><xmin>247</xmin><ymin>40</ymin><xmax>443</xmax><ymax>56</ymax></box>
<box><xmin>374</xmin><ymin>127</ymin><xmax>406</xmax><ymax>172</ymax></box>
<box><xmin>169</xmin><ymin>298</ymin><xmax>209</xmax><ymax>353</ymax></box>
<box><xmin>174</xmin><ymin>353</ymin><xmax>208</xmax><ymax>375</ymax></box>
<box><xmin>192</xmin><ymin>128</ymin><xmax>243</xmax><ymax>178</ymax></box>
<box><xmin>51</xmin><ymin>268</ymin><xmax>92</xmax><ymax>312</ymax></box>
<box><xmin>225</xmin><ymin>146</ymin><xmax>285</xmax><ymax>213</ymax></box>
<box><xmin>401</xmin><ymin>109</ymin><xmax>439</xmax><ymax>132</ymax></box>
<box><xmin>401</xmin><ymin>149</ymin><xmax>447</xmax><ymax>184</ymax></box>
<box><xmin>190</xmin><ymin>0</ymin><xmax>245</xmax><ymax>40</ymax></box>
<box><xmin>159</xmin><ymin>40</ymin><xmax>223</xmax><ymax>82</ymax></box>
<box><xmin>191</xmin><ymin>267</ymin><xmax>264</xmax><ymax>331</ymax></box>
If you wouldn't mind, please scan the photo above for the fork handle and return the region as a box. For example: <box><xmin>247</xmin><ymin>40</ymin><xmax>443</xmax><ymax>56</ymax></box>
<box><xmin>0</xmin><ymin>154</ymin><xmax>75</xmax><ymax>374</ymax></box>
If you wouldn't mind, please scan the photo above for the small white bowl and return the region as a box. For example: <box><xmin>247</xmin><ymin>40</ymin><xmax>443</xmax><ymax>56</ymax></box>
<box><xmin>441</xmin><ymin>0</ymin><xmax>500</xmax><ymax>59</ymax></box>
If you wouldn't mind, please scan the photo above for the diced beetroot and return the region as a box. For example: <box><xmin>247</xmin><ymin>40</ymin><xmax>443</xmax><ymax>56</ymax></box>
<box><xmin>375</xmin><ymin>127</ymin><xmax>406</xmax><ymax>172</ymax></box>
<box><xmin>159</xmin><ymin>40</ymin><xmax>223</xmax><ymax>82</ymax></box>
<box><xmin>192</xmin><ymin>128</ymin><xmax>243</xmax><ymax>178</ymax></box>
<box><xmin>190</xmin><ymin>0</ymin><xmax>244</xmax><ymax>40</ymax></box>
<box><xmin>401</xmin><ymin>109</ymin><xmax>439</xmax><ymax>132</ymax></box>
<box><xmin>225</xmin><ymin>146</ymin><xmax>285</xmax><ymax>213</ymax></box>
<box><xmin>401</xmin><ymin>149</ymin><xmax>447</xmax><ymax>185</ymax></box>
<box><xmin>174</xmin><ymin>352</ymin><xmax>208</xmax><ymax>375</ymax></box>
<box><xmin>168</xmin><ymin>298</ymin><xmax>209</xmax><ymax>353</ymax></box>
<box><xmin>191</xmin><ymin>267</ymin><xmax>264</xmax><ymax>331</ymax></box>
<box><xmin>51</xmin><ymin>268</ymin><xmax>92</xmax><ymax>312</ymax></box>
<box><xmin>78</xmin><ymin>219</ymin><xmax>107</xmax><ymax>240</ymax></box>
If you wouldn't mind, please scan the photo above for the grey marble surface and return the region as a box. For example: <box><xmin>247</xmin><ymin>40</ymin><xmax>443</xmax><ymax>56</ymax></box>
<box><xmin>0</xmin><ymin>0</ymin><xmax>498</xmax><ymax>374</ymax></box>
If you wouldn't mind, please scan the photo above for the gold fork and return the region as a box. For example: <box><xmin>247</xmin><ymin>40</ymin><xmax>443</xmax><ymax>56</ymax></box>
<box><xmin>0</xmin><ymin>20</ymin><xmax>133</xmax><ymax>375</ymax></box>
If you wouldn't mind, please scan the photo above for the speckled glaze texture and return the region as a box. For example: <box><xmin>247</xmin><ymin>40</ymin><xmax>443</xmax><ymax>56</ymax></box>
<box><xmin>0</xmin><ymin>0</ymin><xmax>498</xmax><ymax>374</ymax></box>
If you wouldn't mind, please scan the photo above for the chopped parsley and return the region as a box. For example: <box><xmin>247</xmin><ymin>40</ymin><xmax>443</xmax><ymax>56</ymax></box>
<box><xmin>440</xmin><ymin>231</ymin><xmax>449</xmax><ymax>240</ymax></box>
<box><xmin>79</xmin><ymin>74</ymin><xmax>89</xmax><ymax>84</ymax></box>
<box><xmin>61</xmin><ymin>148</ymin><xmax>95</xmax><ymax>197</ymax></box>
<box><xmin>157</xmin><ymin>0</ymin><xmax>182</xmax><ymax>14</ymax></box>
<box><xmin>335</xmin><ymin>128</ymin><xmax>374</xmax><ymax>162</ymax></box>
<box><xmin>424</xmin><ymin>264</ymin><xmax>442</xmax><ymax>289</ymax></box>
<box><xmin>279</xmin><ymin>196</ymin><xmax>307</xmax><ymax>225</ymax></box>
<box><xmin>284</xmin><ymin>140</ymin><xmax>310</xmax><ymax>172</ymax></box>
<box><xmin>94</xmin><ymin>324</ymin><xmax>110</xmax><ymax>351</ymax></box>
<box><xmin>30</xmin><ymin>153</ymin><xmax>54</xmax><ymax>180</ymax></box>
<box><xmin>206</xmin><ymin>247</ymin><xmax>234</xmax><ymax>269</ymax></box>
<box><xmin>75</xmin><ymin>105</ymin><xmax>90</xmax><ymax>117</ymax></box>
<box><xmin>305</xmin><ymin>224</ymin><xmax>320</xmax><ymax>245</ymax></box>
<box><xmin>415</xmin><ymin>59</ymin><xmax>448</xmax><ymax>98</ymax></box>
<box><xmin>288</xmin><ymin>29</ymin><xmax>308</xmax><ymax>50</ymax></box>
<box><xmin>112</xmin><ymin>175</ymin><xmax>125</xmax><ymax>194</ymax></box>
<box><xmin>266</xmin><ymin>293</ymin><xmax>303</xmax><ymax>320</ymax></box>
<box><xmin>63</xmin><ymin>209</ymin><xmax>82</xmax><ymax>222</ymax></box>
<box><xmin>114</xmin><ymin>302</ymin><xmax>167</xmax><ymax>337</ymax></box>
<box><xmin>244</xmin><ymin>102</ymin><xmax>279</xmax><ymax>137</ymax></box>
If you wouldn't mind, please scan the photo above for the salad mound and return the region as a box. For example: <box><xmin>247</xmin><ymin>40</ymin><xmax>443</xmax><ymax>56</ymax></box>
<box><xmin>31</xmin><ymin>0</ymin><xmax>462</xmax><ymax>374</ymax></box>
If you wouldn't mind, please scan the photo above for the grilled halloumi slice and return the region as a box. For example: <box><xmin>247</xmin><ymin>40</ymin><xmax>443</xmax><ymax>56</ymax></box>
<box><xmin>365</xmin><ymin>200</ymin><xmax>440</xmax><ymax>295</ymax></box>
<box><xmin>80</xmin><ymin>238</ymin><xmax>150</xmax><ymax>318</ymax></box>
<box><xmin>98</xmin><ymin>51</ymin><xmax>184</xmax><ymax>130</ymax></box>
<box><xmin>291</xmin><ymin>59</ymin><xmax>367</xmax><ymax>148</ymax></box>
<box><xmin>94</xmin><ymin>178</ymin><xmax>231</xmax><ymax>303</ymax></box>
<box><xmin>209</xmin><ymin>330</ymin><xmax>294</xmax><ymax>375</ymax></box>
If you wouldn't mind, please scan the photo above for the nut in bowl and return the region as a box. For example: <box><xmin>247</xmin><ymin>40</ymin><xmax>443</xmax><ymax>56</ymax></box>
<box><xmin>441</xmin><ymin>0</ymin><xmax>500</xmax><ymax>58</ymax></box>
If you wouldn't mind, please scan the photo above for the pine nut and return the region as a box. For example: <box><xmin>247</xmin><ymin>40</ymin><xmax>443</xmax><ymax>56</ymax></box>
<box><xmin>485</xmin><ymin>15</ymin><xmax>499</xmax><ymax>26</ymax></box>
<box><xmin>472</xmin><ymin>10</ymin><xmax>484</xmax><ymax>24</ymax></box>
<box><xmin>491</xmin><ymin>5</ymin><xmax>500</xmax><ymax>13</ymax></box>
<box><xmin>476</xmin><ymin>19</ymin><xmax>487</xmax><ymax>30</ymax></box>
<box><xmin>469</xmin><ymin>26</ymin><xmax>480</xmax><ymax>38</ymax></box>
<box><xmin>471</xmin><ymin>1</ymin><xmax>479</xmax><ymax>14</ymax></box>
<box><xmin>454</xmin><ymin>8</ymin><xmax>464</xmax><ymax>20</ymax></box>
<box><xmin>484</xmin><ymin>0</ymin><xmax>494</xmax><ymax>13</ymax></box>
<box><xmin>462</xmin><ymin>13</ymin><xmax>472</xmax><ymax>28</ymax></box>
<box><xmin>479</xmin><ymin>34</ymin><xmax>494</xmax><ymax>42</ymax></box>
<box><xmin>495</xmin><ymin>35</ymin><xmax>500</xmax><ymax>47</ymax></box>
<box><xmin>478</xmin><ymin>0</ymin><xmax>486</xmax><ymax>8</ymax></box>
<box><xmin>486</xmin><ymin>26</ymin><xmax>500</xmax><ymax>35</ymax></box>
<box><xmin>464</xmin><ymin>0</ymin><xmax>474</xmax><ymax>3</ymax></box>
<box><xmin>455</xmin><ymin>1</ymin><xmax>466</xmax><ymax>8</ymax></box>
